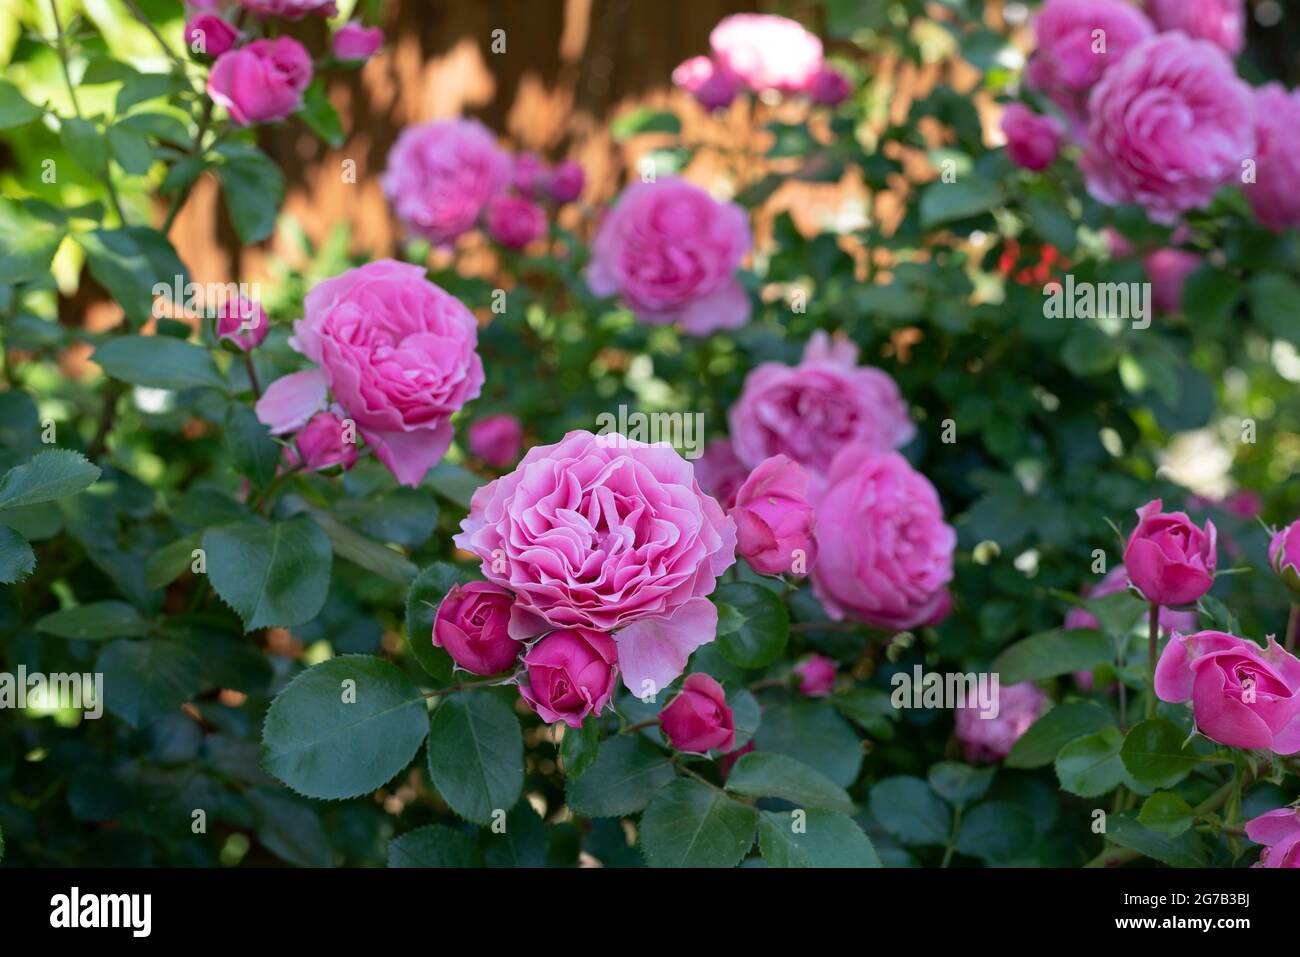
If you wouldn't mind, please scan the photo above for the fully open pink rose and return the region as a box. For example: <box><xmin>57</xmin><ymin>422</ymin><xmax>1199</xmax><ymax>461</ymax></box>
<box><xmin>382</xmin><ymin>118</ymin><xmax>512</xmax><ymax>246</ymax></box>
<box><xmin>709</xmin><ymin>13</ymin><xmax>823</xmax><ymax>93</ymax></box>
<box><xmin>433</xmin><ymin>581</ymin><xmax>523</xmax><ymax>675</ymax></box>
<box><xmin>238</xmin><ymin>0</ymin><xmax>336</xmax><ymax>17</ymax></box>
<box><xmin>694</xmin><ymin>438</ymin><xmax>748</xmax><ymax>510</ymax></box>
<box><xmin>208</xmin><ymin>37</ymin><xmax>312</xmax><ymax>126</ymax></box>
<box><xmin>518</xmin><ymin>628</ymin><xmax>618</xmax><ymax>727</ymax></box>
<box><xmin>1145</xmin><ymin>0</ymin><xmax>1244</xmax><ymax>56</ymax></box>
<box><xmin>484</xmin><ymin>194</ymin><xmax>546</xmax><ymax>250</ymax></box>
<box><xmin>672</xmin><ymin>55</ymin><xmax>741</xmax><ymax>111</ymax></box>
<box><xmin>332</xmin><ymin>22</ymin><xmax>383</xmax><ymax>62</ymax></box>
<box><xmin>1270</xmin><ymin>520</ymin><xmax>1300</xmax><ymax>596</ymax></box>
<box><xmin>1245</xmin><ymin>807</ymin><xmax>1300</xmax><ymax>868</ymax></box>
<box><xmin>1246</xmin><ymin>84</ymin><xmax>1300</xmax><ymax>233</ymax></box>
<box><xmin>1123</xmin><ymin>499</ymin><xmax>1217</xmax><ymax>606</ymax></box>
<box><xmin>1001</xmin><ymin>103</ymin><xmax>1063</xmax><ymax>172</ymax></box>
<box><xmin>454</xmin><ymin>430</ymin><xmax>736</xmax><ymax>696</ymax></box>
<box><xmin>1156</xmin><ymin>631</ymin><xmax>1300</xmax><ymax>753</ymax></box>
<box><xmin>1144</xmin><ymin>248</ymin><xmax>1201</xmax><ymax>313</ymax></box>
<box><xmin>660</xmin><ymin>673</ymin><xmax>735</xmax><ymax>753</ymax></box>
<box><xmin>1026</xmin><ymin>0</ymin><xmax>1154</xmax><ymax>128</ymax></box>
<box><xmin>731</xmin><ymin>454</ymin><xmax>816</xmax><ymax>576</ymax></box>
<box><xmin>811</xmin><ymin>445</ymin><xmax>955</xmax><ymax>630</ymax></box>
<box><xmin>185</xmin><ymin>14</ymin><xmax>239</xmax><ymax>57</ymax></box>
<box><xmin>467</xmin><ymin>414</ymin><xmax>523</xmax><ymax>468</ymax></box>
<box><xmin>215</xmin><ymin>297</ymin><xmax>268</xmax><ymax>351</ymax></box>
<box><xmin>290</xmin><ymin>411</ymin><xmax>358</xmax><ymax>472</ymax></box>
<box><xmin>954</xmin><ymin>682</ymin><xmax>1049</xmax><ymax>764</ymax></box>
<box><xmin>728</xmin><ymin>331</ymin><xmax>914</xmax><ymax>478</ymax></box>
<box><xmin>793</xmin><ymin>654</ymin><xmax>836</xmax><ymax>697</ymax></box>
<box><xmin>1080</xmin><ymin>33</ymin><xmax>1254</xmax><ymax>225</ymax></box>
<box><xmin>586</xmin><ymin>177</ymin><xmax>751</xmax><ymax>336</ymax></box>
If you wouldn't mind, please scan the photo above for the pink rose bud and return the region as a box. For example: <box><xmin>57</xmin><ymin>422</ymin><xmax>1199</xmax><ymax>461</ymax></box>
<box><xmin>518</xmin><ymin>628</ymin><xmax>619</xmax><ymax>728</ymax></box>
<box><xmin>432</xmin><ymin>581</ymin><xmax>523</xmax><ymax>675</ymax></box>
<box><xmin>1156</xmin><ymin>631</ymin><xmax>1300</xmax><ymax>753</ymax></box>
<box><xmin>1143</xmin><ymin>248</ymin><xmax>1201</xmax><ymax>313</ymax></box>
<box><xmin>1270</xmin><ymin>520</ymin><xmax>1300</xmax><ymax>597</ymax></box>
<box><xmin>1245</xmin><ymin>807</ymin><xmax>1300</xmax><ymax>868</ymax></box>
<box><xmin>672</xmin><ymin>55</ymin><xmax>740</xmax><ymax>110</ymax></box>
<box><xmin>215</xmin><ymin>297</ymin><xmax>269</xmax><ymax>351</ymax></box>
<box><xmin>545</xmin><ymin>159</ymin><xmax>585</xmax><ymax>204</ymax></box>
<box><xmin>332</xmin><ymin>22</ymin><xmax>383</xmax><ymax>62</ymax></box>
<box><xmin>485</xmin><ymin>194</ymin><xmax>547</xmax><ymax>250</ymax></box>
<box><xmin>1122</xmin><ymin>499</ymin><xmax>1217</xmax><ymax>606</ymax></box>
<box><xmin>954</xmin><ymin>682</ymin><xmax>1049</xmax><ymax>763</ymax></box>
<box><xmin>291</xmin><ymin>411</ymin><xmax>358</xmax><ymax>472</ymax></box>
<box><xmin>468</xmin><ymin>414</ymin><xmax>523</xmax><ymax>468</ymax></box>
<box><xmin>806</xmin><ymin>65</ymin><xmax>851</xmax><ymax>106</ymax></box>
<box><xmin>660</xmin><ymin>673</ymin><xmax>735</xmax><ymax>753</ymax></box>
<box><xmin>793</xmin><ymin>654</ymin><xmax>836</xmax><ymax>696</ymax></box>
<box><xmin>730</xmin><ymin>454</ymin><xmax>816</xmax><ymax>576</ymax></box>
<box><xmin>1001</xmin><ymin>103</ymin><xmax>1064</xmax><ymax>172</ymax></box>
<box><xmin>511</xmin><ymin>152</ymin><xmax>547</xmax><ymax>197</ymax></box>
<box><xmin>208</xmin><ymin>36</ymin><xmax>312</xmax><ymax>126</ymax></box>
<box><xmin>185</xmin><ymin>14</ymin><xmax>239</xmax><ymax>58</ymax></box>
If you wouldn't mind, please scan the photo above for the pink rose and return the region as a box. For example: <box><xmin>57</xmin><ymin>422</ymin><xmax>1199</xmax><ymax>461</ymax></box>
<box><xmin>1245</xmin><ymin>807</ymin><xmax>1300</xmax><ymax>868</ymax></box>
<box><xmin>1001</xmin><ymin>103</ymin><xmax>1063</xmax><ymax>172</ymax></box>
<box><xmin>215</xmin><ymin>296</ymin><xmax>268</xmax><ymax>351</ymax></box>
<box><xmin>586</xmin><ymin>177</ymin><xmax>751</xmax><ymax>336</ymax></box>
<box><xmin>518</xmin><ymin>628</ymin><xmax>618</xmax><ymax>728</ymax></box>
<box><xmin>1026</xmin><ymin>0</ymin><xmax>1155</xmax><ymax>128</ymax></box>
<box><xmin>454</xmin><ymin>430</ymin><xmax>736</xmax><ymax>696</ymax></box>
<box><xmin>237</xmin><ymin>0</ymin><xmax>337</xmax><ymax>18</ymax></box>
<box><xmin>805</xmin><ymin>65</ymin><xmax>851</xmax><ymax>106</ymax></box>
<box><xmin>811</xmin><ymin>445</ymin><xmax>955</xmax><ymax>630</ymax></box>
<box><xmin>954</xmin><ymin>682</ymin><xmax>1049</xmax><ymax>764</ymax></box>
<box><xmin>332</xmin><ymin>22</ymin><xmax>383</xmax><ymax>62</ymax></box>
<box><xmin>1143</xmin><ymin>248</ymin><xmax>1201</xmax><ymax>313</ymax></box>
<box><xmin>545</xmin><ymin>160</ymin><xmax>585</xmax><ymax>204</ymax></box>
<box><xmin>672</xmin><ymin>55</ymin><xmax>740</xmax><ymax>111</ymax></box>
<box><xmin>1080</xmin><ymin>33</ymin><xmax>1254</xmax><ymax>225</ymax></box>
<box><xmin>1246</xmin><ymin>84</ymin><xmax>1300</xmax><ymax>233</ymax></box>
<box><xmin>793</xmin><ymin>654</ymin><xmax>836</xmax><ymax>697</ymax></box>
<box><xmin>511</xmin><ymin>152</ymin><xmax>547</xmax><ymax>196</ymax></box>
<box><xmin>694</xmin><ymin>438</ymin><xmax>748</xmax><ymax>510</ymax></box>
<box><xmin>433</xmin><ymin>581</ymin><xmax>523</xmax><ymax>675</ymax></box>
<box><xmin>290</xmin><ymin>411</ymin><xmax>358</xmax><ymax>472</ymax></box>
<box><xmin>1156</xmin><ymin>631</ymin><xmax>1300</xmax><ymax>753</ymax></box>
<box><xmin>1145</xmin><ymin>0</ymin><xmax>1244</xmax><ymax>56</ymax></box>
<box><xmin>731</xmin><ymin>454</ymin><xmax>816</xmax><ymax>576</ymax></box>
<box><xmin>728</xmin><ymin>331</ymin><xmax>914</xmax><ymax>478</ymax></box>
<box><xmin>258</xmin><ymin>260</ymin><xmax>483</xmax><ymax>487</ymax></box>
<box><xmin>484</xmin><ymin>194</ymin><xmax>547</xmax><ymax>250</ymax></box>
<box><xmin>660</xmin><ymin>673</ymin><xmax>735</xmax><ymax>753</ymax></box>
<box><xmin>1270</xmin><ymin>520</ymin><xmax>1300</xmax><ymax>596</ymax></box>
<box><xmin>382</xmin><ymin>118</ymin><xmax>512</xmax><ymax>246</ymax></box>
<box><xmin>709</xmin><ymin>13</ymin><xmax>824</xmax><ymax>93</ymax></box>
<box><xmin>208</xmin><ymin>37</ymin><xmax>312</xmax><ymax>126</ymax></box>
<box><xmin>467</xmin><ymin>414</ymin><xmax>523</xmax><ymax>468</ymax></box>
<box><xmin>1123</xmin><ymin>499</ymin><xmax>1217</xmax><ymax>607</ymax></box>
<box><xmin>185</xmin><ymin>14</ymin><xmax>239</xmax><ymax>57</ymax></box>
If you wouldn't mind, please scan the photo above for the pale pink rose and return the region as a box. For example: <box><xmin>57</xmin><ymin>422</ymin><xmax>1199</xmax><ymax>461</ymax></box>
<box><xmin>382</xmin><ymin>118</ymin><xmax>512</xmax><ymax>246</ymax></box>
<box><xmin>586</xmin><ymin>177</ymin><xmax>751</xmax><ymax>336</ymax></box>
<box><xmin>467</xmin><ymin>414</ymin><xmax>523</xmax><ymax>468</ymax></box>
<box><xmin>208</xmin><ymin>37</ymin><xmax>312</xmax><ymax>126</ymax></box>
<box><xmin>215</xmin><ymin>297</ymin><xmax>268</xmax><ymax>351</ymax></box>
<box><xmin>1026</xmin><ymin>0</ymin><xmax>1154</xmax><ymax>128</ymax></box>
<box><xmin>672</xmin><ymin>55</ymin><xmax>741</xmax><ymax>110</ymax></box>
<box><xmin>954</xmin><ymin>683</ymin><xmax>1049</xmax><ymax>763</ymax></box>
<box><xmin>811</xmin><ymin>445</ymin><xmax>955</xmax><ymax>630</ymax></box>
<box><xmin>332</xmin><ymin>22</ymin><xmax>383</xmax><ymax>62</ymax></box>
<box><xmin>709</xmin><ymin>13</ymin><xmax>824</xmax><ymax>93</ymax></box>
<box><xmin>1270</xmin><ymin>520</ymin><xmax>1300</xmax><ymax>597</ymax></box>
<box><xmin>730</xmin><ymin>454</ymin><xmax>816</xmax><ymax>576</ymax></box>
<box><xmin>694</xmin><ymin>438</ymin><xmax>748</xmax><ymax>510</ymax></box>
<box><xmin>290</xmin><ymin>410</ymin><xmax>358</xmax><ymax>472</ymax></box>
<box><xmin>1145</xmin><ymin>0</ymin><xmax>1244</xmax><ymax>56</ymax></box>
<box><xmin>484</xmin><ymin>194</ymin><xmax>547</xmax><ymax>250</ymax></box>
<box><xmin>518</xmin><ymin>628</ymin><xmax>618</xmax><ymax>728</ymax></box>
<box><xmin>1080</xmin><ymin>33</ymin><xmax>1254</xmax><ymax>225</ymax></box>
<box><xmin>1144</xmin><ymin>248</ymin><xmax>1201</xmax><ymax>313</ymax></box>
<box><xmin>1245</xmin><ymin>807</ymin><xmax>1300</xmax><ymax>868</ymax></box>
<box><xmin>238</xmin><ymin>0</ymin><xmax>337</xmax><ymax>17</ymax></box>
<box><xmin>185</xmin><ymin>14</ymin><xmax>239</xmax><ymax>57</ymax></box>
<box><xmin>545</xmin><ymin>160</ymin><xmax>585</xmax><ymax>204</ymax></box>
<box><xmin>805</xmin><ymin>65</ymin><xmax>851</xmax><ymax>106</ymax></box>
<box><xmin>660</xmin><ymin>673</ymin><xmax>735</xmax><ymax>752</ymax></box>
<box><xmin>793</xmin><ymin>654</ymin><xmax>836</xmax><ymax>697</ymax></box>
<box><xmin>728</xmin><ymin>331</ymin><xmax>914</xmax><ymax>478</ymax></box>
<box><xmin>1246</xmin><ymin>84</ymin><xmax>1300</xmax><ymax>233</ymax></box>
<box><xmin>454</xmin><ymin>430</ymin><xmax>736</xmax><ymax>696</ymax></box>
<box><xmin>1123</xmin><ymin>499</ymin><xmax>1217</xmax><ymax>606</ymax></box>
<box><xmin>1001</xmin><ymin>103</ymin><xmax>1063</xmax><ymax>171</ymax></box>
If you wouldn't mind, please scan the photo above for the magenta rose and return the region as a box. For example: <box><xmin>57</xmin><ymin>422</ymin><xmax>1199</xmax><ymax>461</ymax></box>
<box><xmin>793</xmin><ymin>654</ymin><xmax>836</xmax><ymax>697</ymax></box>
<box><xmin>731</xmin><ymin>454</ymin><xmax>816</xmax><ymax>576</ymax></box>
<box><xmin>484</xmin><ymin>194</ymin><xmax>547</xmax><ymax>250</ymax></box>
<box><xmin>586</xmin><ymin>177</ymin><xmax>751</xmax><ymax>336</ymax></box>
<box><xmin>1001</xmin><ymin>103</ymin><xmax>1063</xmax><ymax>172</ymax></box>
<box><xmin>1123</xmin><ymin>499</ymin><xmax>1217</xmax><ymax>607</ymax></box>
<box><xmin>1245</xmin><ymin>807</ymin><xmax>1300</xmax><ymax>868</ymax></box>
<box><xmin>728</xmin><ymin>331</ymin><xmax>914</xmax><ymax>478</ymax></box>
<box><xmin>237</xmin><ymin>0</ymin><xmax>337</xmax><ymax>18</ymax></box>
<box><xmin>433</xmin><ymin>581</ymin><xmax>523</xmax><ymax>675</ymax></box>
<box><xmin>256</xmin><ymin>260</ymin><xmax>483</xmax><ymax>487</ymax></box>
<box><xmin>1246</xmin><ymin>84</ymin><xmax>1300</xmax><ymax>233</ymax></box>
<box><xmin>660</xmin><ymin>673</ymin><xmax>735</xmax><ymax>753</ymax></box>
<box><xmin>382</xmin><ymin>118</ymin><xmax>512</xmax><ymax>246</ymax></box>
<box><xmin>215</xmin><ymin>296</ymin><xmax>268</xmax><ymax>351</ymax></box>
<box><xmin>805</xmin><ymin>65</ymin><xmax>851</xmax><ymax>106</ymax></box>
<box><xmin>185</xmin><ymin>14</ymin><xmax>239</xmax><ymax>57</ymax></box>
<box><xmin>288</xmin><ymin>411</ymin><xmax>358</xmax><ymax>472</ymax></box>
<box><xmin>694</xmin><ymin>438</ymin><xmax>748</xmax><ymax>510</ymax></box>
<box><xmin>454</xmin><ymin>430</ymin><xmax>736</xmax><ymax>696</ymax></box>
<box><xmin>518</xmin><ymin>628</ymin><xmax>618</xmax><ymax>728</ymax></box>
<box><xmin>811</xmin><ymin>445</ymin><xmax>955</xmax><ymax>630</ymax></box>
<box><xmin>208</xmin><ymin>37</ymin><xmax>312</xmax><ymax>126</ymax></box>
<box><xmin>1145</xmin><ymin>0</ymin><xmax>1244</xmax><ymax>56</ymax></box>
<box><xmin>1026</xmin><ymin>0</ymin><xmax>1154</xmax><ymax>128</ymax></box>
<box><xmin>1144</xmin><ymin>248</ymin><xmax>1201</xmax><ymax>313</ymax></box>
<box><xmin>1156</xmin><ymin>631</ymin><xmax>1300</xmax><ymax>753</ymax></box>
<box><xmin>672</xmin><ymin>55</ymin><xmax>741</xmax><ymax>111</ymax></box>
<box><xmin>545</xmin><ymin>160</ymin><xmax>585</xmax><ymax>204</ymax></box>
<box><xmin>709</xmin><ymin>13</ymin><xmax>823</xmax><ymax>93</ymax></box>
<box><xmin>1080</xmin><ymin>33</ymin><xmax>1254</xmax><ymax>225</ymax></box>
<box><xmin>332</xmin><ymin>22</ymin><xmax>383</xmax><ymax>62</ymax></box>
<box><xmin>511</xmin><ymin>153</ymin><xmax>547</xmax><ymax>196</ymax></box>
<box><xmin>1270</xmin><ymin>520</ymin><xmax>1300</xmax><ymax>597</ymax></box>
<box><xmin>954</xmin><ymin>682</ymin><xmax>1049</xmax><ymax>764</ymax></box>
<box><xmin>467</xmin><ymin>414</ymin><xmax>523</xmax><ymax>468</ymax></box>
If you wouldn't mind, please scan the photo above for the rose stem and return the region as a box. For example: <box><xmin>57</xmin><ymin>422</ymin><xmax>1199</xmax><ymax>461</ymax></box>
<box><xmin>1147</xmin><ymin>601</ymin><xmax>1160</xmax><ymax>720</ymax></box>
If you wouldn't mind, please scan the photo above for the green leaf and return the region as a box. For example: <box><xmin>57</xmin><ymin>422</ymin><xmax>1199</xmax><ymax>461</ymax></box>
<box><xmin>143</xmin><ymin>532</ymin><xmax>202</xmax><ymax>590</ymax></box>
<box><xmin>727</xmin><ymin>686</ymin><xmax>761</xmax><ymax>750</ymax></box>
<box><xmin>834</xmin><ymin>687</ymin><xmax>897</xmax><ymax>740</ymax></box>
<box><xmin>758</xmin><ymin>809</ymin><xmax>881</xmax><ymax>868</ymax></box>
<box><xmin>1081</xmin><ymin>589</ymin><xmax>1148</xmax><ymax>638</ymax></box>
<box><xmin>0</xmin><ymin>80</ymin><xmax>42</xmax><ymax>128</ymax></box>
<box><xmin>60</xmin><ymin>117</ymin><xmax>107</xmax><ymax>174</ymax></box>
<box><xmin>203</xmin><ymin>516</ymin><xmax>332</xmax><ymax>630</ymax></box>
<box><xmin>640</xmin><ymin>777</ymin><xmax>757</xmax><ymax>868</ymax></box>
<box><xmin>80</xmin><ymin>227</ymin><xmax>189</xmax><ymax>325</ymax></box>
<box><xmin>388</xmin><ymin>825</ymin><xmax>484</xmax><ymax>867</ymax></box>
<box><xmin>919</xmin><ymin>175</ymin><xmax>1000</xmax><ymax>228</ymax></box>
<box><xmin>1106</xmin><ymin>813</ymin><xmax>1208</xmax><ymax>867</ymax></box>
<box><xmin>262</xmin><ymin>655</ymin><xmax>429</xmax><ymax>800</ymax></box>
<box><xmin>559</xmin><ymin>717</ymin><xmax>600</xmax><ymax>778</ymax></box>
<box><xmin>954</xmin><ymin>801</ymin><xmax>1035</xmax><ymax>862</ymax></box>
<box><xmin>37</xmin><ymin>600</ymin><xmax>150</xmax><ymax>640</ymax></box>
<box><xmin>0</xmin><ymin>526</ymin><xmax>35</xmax><ymax>583</ymax></box>
<box><xmin>867</xmin><ymin>776</ymin><xmax>951</xmax><ymax>847</ymax></box>
<box><xmin>482</xmin><ymin>804</ymin><xmax>549</xmax><ymax>867</ymax></box>
<box><xmin>93</xmin><ymin>335</ymin><xmax>225</xmax><ymax>391</ymax></box>
<box><xmin>1055</xmin><ymin>727</ymin><xmax>1127</xmax><ymax>798</ymax></box>
<box><xmin>711</xmin><ymin>582</ymin><xmax>790</xmax><ymax>669</ymax></box>
<box><xmin>115</xmin><ymin>72</ymin><xmax>185</xmax><ymax>113</ymax></box>
<box><xmin>224</xmin><ymin>403</ymin><xmax>280</xmax><ymax>488</ymax></box>
<box><xmin>753</xmin><ymin>701</ymin><xmax>861</xmax><ymax>787</ymax></box>
<box><xmin>1006</xmin><ymin>702</ymin><xmax>1114</xmax><ymax>769</ymax></box>
<box><xmin>404</xmin><ymin>561</ymin><xmax>470</xmax><ymax>680</ymax></box>
<box><xmin>107</xmin><ymin>124</ymin><xmax>154</xmax><ymax>175</ymax></box>
<box><xmin>298</xmin><ymin>80</ymin><xmax>344</xmax><ymax>147</ymax></box>
<box><xmin>337</xmin><ymin>488</ymin><xmax>439</xmax><ymax>548</ymax></box>
<box><xmin>0</xmin><ymin>450</ymin><xmax>100</xmax><ymax>511</ymax></box>
<box><xmin>1119</xmin><ymin>719</ymin><xmax>1199</xmax><ymax>790</ymax></box>
<box><xmin>1138</xmin><ymin>792</ymin><xmax>1196</xmax><ymax>837</ymax></box>
<box><xmin>990</xmin><ymin>627</ymin><xmax>1113</xmax><ymax>684</ymax></box>
<box><xmin>1250</xmin><ymin>272</ymin><xmax>1300</xmax><ymax>346</ymax></box>
<box><xmin>927</xmin><ymin>762</ymin><xmax>995</xmax><ymax>807</ymax></box>
<box><xmin>214</xmin><ymin>143</ymin><xmax>286</xmax><ymax>244</ymax></box>
<box><xmin>424</xmin><ymin>460</ymin><xmax>485</xmax><ymax>509</ymax></box>
<box><xmin>247</xmin><ymin>788</ymin><xmax>334</xmax><ymax>867</ymax></box>
<box><xmin>565</xmin><ymin>734</ymin><xmax>675</xmax><ymax>817</ymax></box>
<box><xmin>427</xmin><ymin>692</ymin><xmax>523</xmax><ymax>825</ymax></box>
<box><xmin>724</xmin><ymin>752</ymin><xmax>854</xmax><ymax>813</ymax></box>
<box><xmin>0</xmin><ymin>225</ymin><xmax>65</xmax><ymax>284</ymax></box>
<box><xmin>611</xmin><ymin>108</ymin><xmax>681</xmax><ymax>141</ymax></box>
<box><xmin>96</xmin><ymin>639</ymin><xmax>203</xmax><ymax>728</ymax></box>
